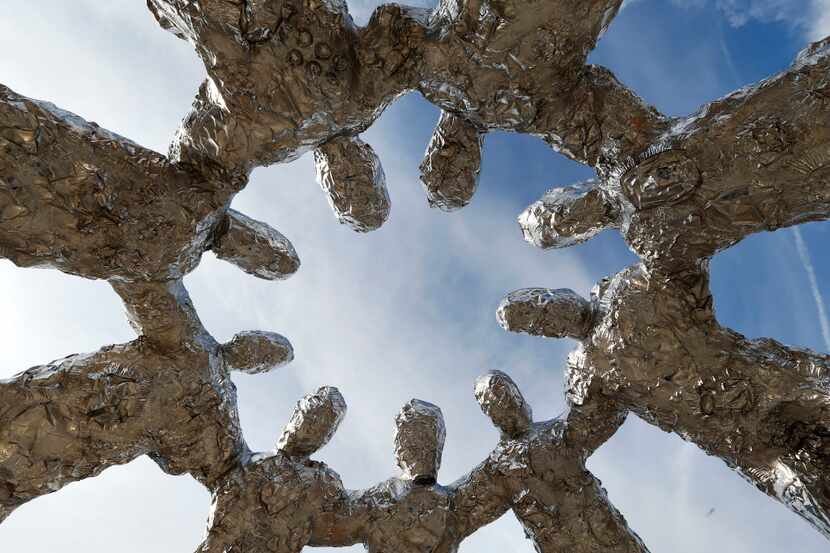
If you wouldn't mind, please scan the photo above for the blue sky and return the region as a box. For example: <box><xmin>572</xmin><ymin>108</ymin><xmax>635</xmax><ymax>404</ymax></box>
<box><xmin>0</xmin><ymin>1</ymin><xmax>829</xmax><ymax>551</ymax></box>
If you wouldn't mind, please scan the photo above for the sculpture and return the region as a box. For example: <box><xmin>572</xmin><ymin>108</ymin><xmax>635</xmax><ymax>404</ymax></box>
<box><xmin>0</xmin><ymin>84</ymin><xmax>298</xmax><ymax>282</ymax></box>
<box><xmin>1</xmin><ymin>0</ymin><xmax>829</xmax><ymax>548</ymax></box>
<box><xmin>497</xmin><ymin>268</ymin><xmax>830</xmax><ymax>536</ymax></box>
<box><xmin>465</xmin><ymin>370</ymin><xmax>649</xmax><ymax>552</ymax></box>
<box><xmin>196</xmin><ymin>386</ymin><xmax>348</xmax><ymax>553</ymax></box>
<box><xmin>0</xmin><ymin>280</ymin><xmax>292</xmax><ymax>522</ymax></box>
<box><xmin>517</xmin><ymin>39</ymin><xmax>830</xmax><ymax>275</ymax></box>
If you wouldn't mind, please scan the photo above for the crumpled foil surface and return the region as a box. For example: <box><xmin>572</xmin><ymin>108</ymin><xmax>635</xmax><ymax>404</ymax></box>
<box><xmin>500</xmin><ymin>266</ymin><xmax>830</xmax><ymax>537</ymax></box>
<box><xmin>2</xmin><ymin>0</ymin><xmax>829</xmax><ymax>548</ymax></box>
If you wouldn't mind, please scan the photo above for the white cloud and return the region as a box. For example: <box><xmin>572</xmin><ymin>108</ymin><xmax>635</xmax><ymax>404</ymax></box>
<box><xmin>709</xmin><ymin>0</ymin><xmax>796</xmax><ymax>26</ymax></box>
<box><xmin>624</xmin><ymin>0</ymin><xmax>829</xmax><ymax>43</ymax></box>
<box><xmin>809</xmin><ymin>0</ymin><xmax>830</xmax><ymax>40</ymax></box>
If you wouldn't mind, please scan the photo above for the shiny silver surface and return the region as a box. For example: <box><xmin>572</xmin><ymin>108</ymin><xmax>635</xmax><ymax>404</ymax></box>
<box><xmin>1</xmin><ymin>0</ymin><xmax>829</xmax><ymax>548</ymax></box>
<box><xmin>0</xmin><ymin>281</ymin><xmax>252</xmax><ymax>521</ymax></box>
<box><xmin>500</xmin><ymin>266</ymin><xmax>830</xmax><ymax>537</ymax></box>
<box><xmin>314</xmin><ymin>135</ymin><xmax>390</xmax><ymax>232</ymax></box>
<box><xmin>461</xmin><ymin>371</ymin><xmax>649</xmax><ymax>553</ymax></box>
<box><xmin>197</xmin><ymin>387</ymin><xmax>348</xmax><ymax>553</ymax></box>
<box><xmin>419</xmin><ymin>111</ymin><xmax>483</xmax><ymax>211</ymax></box>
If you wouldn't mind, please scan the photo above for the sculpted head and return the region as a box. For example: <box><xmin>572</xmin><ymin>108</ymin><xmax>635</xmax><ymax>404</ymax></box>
<box><xmin>474</xmin><ymin>371</ymin><xmax>532</xmax><ymax>438</ymax></box>
<box><xmin>519</xmin><ymin>181</ymin><xmax>617</xmax><ymax>250</ymax></box>
<box><xmin>497</xmin><ymin>288</ymin><xmax>593</xmax><ymax>340</ymax></box>
<box><xmin>277</xmin><ymin>386</ymin><xmax>347</xmax><ymax>459</ymax></box>
<box><xmin>221</xmin><ymin>330</ymin><xmax>294</xmax><ymax>374</ymax></box>
<box><xmin>212</xmin><ymin>210</ymin><xmax>301</xmax><ymax>281</ymax></box>
<box><xmin>394</xmin><ymin>399</ymin><xmax>446</xmax><ymax>485</ymax></box>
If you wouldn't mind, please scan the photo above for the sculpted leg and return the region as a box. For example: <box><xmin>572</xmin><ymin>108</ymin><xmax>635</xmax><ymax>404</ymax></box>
<box><xmin>513</xmin><ymin>473</ymin><xmax>649</xmax><ymax>553</ymax></box>
<box><xmin>0</xmin><ymin>343</ymin><xmax>155</xmax><ymax>521</ymax></box>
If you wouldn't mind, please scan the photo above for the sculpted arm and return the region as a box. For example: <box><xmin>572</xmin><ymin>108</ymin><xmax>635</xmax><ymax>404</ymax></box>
<box><xmin>447</xmin><ymin>457</ymin><xmax>512</xmax><ymax>540</ymax></box>
<box><xmin>0</xmin><ymin>82</ymin><xmax>299</xmax><ymax>282</ymax></box>
<box><xmin>562</xmin><ymin>400</ymin><xmax>627</xmax><ymax>458</ymax></box>
<box><xmin>310</xmin><ymin>487</ymin><xmax>373</xmax><ymax>547</ymax></box>
<box><xmin>534</xmin><ymin>64</ymin><xmax>669</xmax><ymax>170</ymax></box>
<box><xmin>0</xmin><ymin>342</ymin><xmax>157</xmax><ymax>522</ymax></box>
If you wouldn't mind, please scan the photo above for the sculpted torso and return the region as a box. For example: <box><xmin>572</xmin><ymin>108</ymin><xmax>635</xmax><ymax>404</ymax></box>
<box><xmin>201</xmin><ymin>453</ymin><xmax>345</xmax><ymax>553</ymax></box>
<box><xmin>360</xmin><ymin>479</ymin><xmax>451</xmax><ymax>553</ymax></box>
<box><xmin>571</xmin><ymin>266</ymin><xmax>830</xmax><ymax>471</ymax></box>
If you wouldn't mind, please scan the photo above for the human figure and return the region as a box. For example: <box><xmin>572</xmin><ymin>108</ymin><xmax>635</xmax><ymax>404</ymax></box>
<box><xmin>0</xmin><ymin>280</ymin><xmax>293</xmax><ymax>523</ymax></box>
<box><xmin>147</xmin><ymin>0</ymin><xmax>429</xmax><ymax>230</ymax></box>
<box><xmin>147</xmin><ymin>0</ymin><xmax>425</xmax><ymax>172</ymax></box>
<box><xmin>456</xmin><ymin>370</ymin><xmax>650</xmax><ymax>552</ymax></box>
<box><xmin>497</xmin><ymin>265</ymin><xmax>830</xmax><ymax>537</ymax></box>
<box><xmin>0</xmin><ymin>83</ymin><xmax>299</xmax><ymax>282</ymax></box>
<box><xmin>311</xmin><ymin>399</ymin><xmax>457</xmax><ymax>553</ymax></box>
<box><xmin>518</xmin><ymin>37</ymin><xmax>830</xmax><ymax>275</ymax></box>
<box><xmin>310</xmin><ymin>390</ymin><xmax>646</xmax><ymax>553</ymax></box>
<box><xmin>420</xmin><ymin>0</ymin><xmax>655</xmax><ymax>138</ymax></box>
<box><xmin>195</xmin><ymin>386</ymin><xmax>349</xmax><ymax>553</ymax></box>
<box><xmin>419</xmin><ymin>0</ymin><xmax>666</xmax><ymax>209</ymax></box>
<box><xmin>146</xmin><ymin>1</ymin><xmax>665</xmax><ymax>225</ymax></box>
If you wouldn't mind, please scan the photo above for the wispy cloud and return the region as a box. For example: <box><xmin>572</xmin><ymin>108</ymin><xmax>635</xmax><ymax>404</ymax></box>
<box><xmin>791</xmin><ymin>227</ymin><xmax>830</xmax><ymax>351</ymax></box>
<box><xmin>624</xmin><ymin>0</ymin><xmax>830</xmax><ymax>42</ymax></box>
<box><xmin>708</xmin><ymin>0</ymin><xmax>800</xmax><ymax>27</ymax></box>
<box><xmin>809</xmin><ymin>0</ymin><xmax>830</xmax><ymax>40</ymax></box>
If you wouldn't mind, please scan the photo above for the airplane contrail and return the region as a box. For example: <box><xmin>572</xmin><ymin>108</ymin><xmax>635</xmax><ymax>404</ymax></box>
<box><xmin>792</xmin><ymin>226</ymin><xmax>830</xmax><ymax>352</ymax></box>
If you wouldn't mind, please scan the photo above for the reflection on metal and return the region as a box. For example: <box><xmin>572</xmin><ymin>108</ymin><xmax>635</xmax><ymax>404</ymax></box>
<box><xmin>1</xmin><ymin>0</ymin><xmax>829</xmax><ymax>548</ymax></box>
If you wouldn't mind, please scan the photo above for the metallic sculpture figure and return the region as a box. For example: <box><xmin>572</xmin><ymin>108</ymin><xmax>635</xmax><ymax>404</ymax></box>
<box><xmin>519</xmin><ymin>39</ymin><xmax>830</xmax><ymax>275</ymax></box>
<box><xmin>195</xmin><ymin>387</ymin><xmax>348</xmax><ymax>553</ymax></box>
<box><xmin>146</xmin><ymin>0</ymin><xmax>426</xmax><ymax>172</ymax></box>
<box><xmin>0</xmin><ymin>280</ymin><xmax>292</xmax><ymax>523</ymax></box>
<box><xmin>421</xmin><ymin>0</ymin><xmax>665</xmax><ymax>157</ymax></box>
<box><xmin>312</xmin><ymin>399</ymin><xmax>508</xmax><ymax>553</ymax></box>
<box><xmin>312</xmin><ymin>391</ymin><xmax>648</xmax><ymax>553</ymax></box>
<box><xmin>0</xmin><ymin>84</ymin><xmax>299</xmax><ymax>283</ymax></box>
<box><xmin>450</xmin><ymin>370</ymin><xmax>649</xmax><ymax>553</ymax></box>
<box><xmin>146</xmin><ymin>0</ymin><xmax>422</xmax><ymax>230</ymax></box>
<box><xmin>499</xmin><ymin>34</ymin><xmax>830</xmax><ymax>542</ymax></box>
<box><xmin>312</xmin><ymin>399</ymin><xmax>455</xmax><ymax>553</ymax></box>
<box><xmin>498</xmin><ymin>266</ymin><xmax>830</xmax><ymax>537</ymax></box>
<box><xmin>145</xmin><ymin>0</ymin><xmax>665</xmax><ymax>219</ymax></box>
